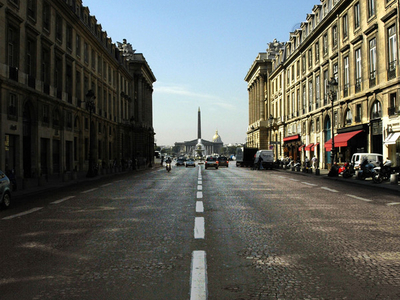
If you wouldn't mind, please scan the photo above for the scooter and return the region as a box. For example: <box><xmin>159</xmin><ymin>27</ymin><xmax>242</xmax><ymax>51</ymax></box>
<box><xmin>357</xmin><ymin>159</ymin><xmax>377</xmax><ymax>181</ymax></box>
<box><xmin>373</xmin><ymin>160</ymin><xmax>392</xmax><ymax>183</ymax></box>
<box><xmin>339</xmin><ymin>162</ymin><xmax>354</xmax><ymax>178</ymax></box>
<box><xmin>166</xmin><ymin>162</ymin><xmax>171</xmax><ymax>172</ymax></box>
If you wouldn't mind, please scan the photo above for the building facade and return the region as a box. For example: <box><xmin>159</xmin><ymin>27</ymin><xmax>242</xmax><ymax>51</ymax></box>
<box><xmin>0</xmin><ymin>0</ymin><xmax>156</xmax><ymax>184</ymax></box>
<box><xmin>247</xmin><ymin>0</ymin><xmax>400</xmax><ymax>169</ymax></box>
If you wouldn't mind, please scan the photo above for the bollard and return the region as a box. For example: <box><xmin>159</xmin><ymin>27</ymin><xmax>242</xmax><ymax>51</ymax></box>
<box><xmin>390</xmin><ymin>173</ymin><xmax>398</xmax><ymax>185</ymax></box>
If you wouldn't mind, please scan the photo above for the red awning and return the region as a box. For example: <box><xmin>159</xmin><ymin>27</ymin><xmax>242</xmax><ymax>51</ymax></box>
<box><xmin>311</xmin><ymin>143</ymin><xmax>319</xmax><ymax>151</ymax></box>
<box><xmin>283</xmin><ymin>134</ymin><xmax>300</xmax><ymax>142</ymax></box>
<box><xmin>305</xmin><ymin>143</ymin><xmax>314</xmax><ymax>151</ymax></box>
<box><xmin>324</xmin><ymin>130</ymin><xmax>363</xmax><ymax>151</ymax></box>
<box><xmin>298</xmin><ymin>145</ymin><xmax>305</xmax><ymax>151</ymax></box>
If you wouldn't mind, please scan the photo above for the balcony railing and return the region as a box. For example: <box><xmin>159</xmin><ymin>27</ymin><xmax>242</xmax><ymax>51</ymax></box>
<box><xmin>369</xmin><ymin>71</ymin><xmax>376</xmax><ymax>87</ymax></box>
<box><xmin>388</xmin><ymin>106</ymin><xmax>397</xmax><ymax>116</ymax></box>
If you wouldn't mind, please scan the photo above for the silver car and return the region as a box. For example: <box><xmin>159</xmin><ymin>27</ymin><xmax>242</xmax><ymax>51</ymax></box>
<box><xmin>0</xmin><ymin>170</ymin><xmax>12</xmax><ymax>209</ymax></box>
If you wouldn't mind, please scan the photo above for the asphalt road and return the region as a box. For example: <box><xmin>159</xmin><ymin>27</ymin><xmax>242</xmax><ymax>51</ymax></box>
<box><xmin>0</xmin><ymin>163</ymin><xmax>399</xmax><ymax>299</ymax></box>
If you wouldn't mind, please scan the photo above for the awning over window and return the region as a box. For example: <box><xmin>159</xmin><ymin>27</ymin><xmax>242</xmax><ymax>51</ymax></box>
<box><xmin>305</xmin><ymin>143</ymin><xmax>314</xmax><ymax>151</ymax></box>
<box><xmin>298</xmin><ymin>145</ymin><xmax>305</xmax><ymax>151</ymax></box>
<box><xmin>311</xmin><ymin>143</ymin><xmax>319</xmax><ymax>151</ymax></box>
<box><xmin>283</xmin><ymin>134</ymin><xmax>300</xmax><ymax>142</ymax></box>
<box><xmin>324</xmin><ymin>130</ymin><xmax>363</xmax><ymax>151</ymax></box>
<box><xmin>384</xmin><ymin>132</ymin><xmax>400</xmax><ymax>145</ymax></box>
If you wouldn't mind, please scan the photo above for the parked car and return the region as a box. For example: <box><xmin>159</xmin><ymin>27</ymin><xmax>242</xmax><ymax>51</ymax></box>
<box><xmin>205</xmin><ymin>156</ymin><xmax>219</xmax><ymax>169</ymax></box>
<box><xmin>217</xmin><ymin>156</ymin><xmax>229</xmax><ymax>167</ymax></box>
<box><xmin>185</xmin><ymin>158</ymin><xmax>196</xmax><ymax>168</ymax></box>
<box><xmin>0</xmin><ymin>170</ymin><xmax>12</xmax><ymax>209</ymax></box>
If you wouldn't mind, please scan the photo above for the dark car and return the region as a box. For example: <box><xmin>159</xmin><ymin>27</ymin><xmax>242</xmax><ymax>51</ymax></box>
<box><xmin>176</xmin><ymin>159</ymin><xmax>185</xmax><ymax>166</ymax></box>
<box><xmin>205</xmin><ymin>156</ymin><xmax>218</xmax><ymax>169</ymax></box>
<box><xmin>217</xmin><ymin>156</ymin><xmax>229</xmax><ymax>167</ymax></box>
<box><xmin>185</xmin><ymin>158</ymin><xmax>196</xmax><ymax>167</ymax></box>
<box><xmin>0</xmin><ymin>170</ymin><xmax>12</xmax><ymax>209</ymax></box>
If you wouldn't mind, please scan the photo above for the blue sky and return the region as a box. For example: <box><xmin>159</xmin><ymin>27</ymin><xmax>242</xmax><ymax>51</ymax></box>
<box><xmin>83</xmin><ymin>0</ymin><xmax>319</xmax><ymax>146</ymax></box>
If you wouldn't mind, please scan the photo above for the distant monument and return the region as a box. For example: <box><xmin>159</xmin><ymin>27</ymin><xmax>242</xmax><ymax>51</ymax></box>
<box><xmin>174</xmin><ymin>108</ymin><xmax>223</xmax><ymax>157</ymax></box>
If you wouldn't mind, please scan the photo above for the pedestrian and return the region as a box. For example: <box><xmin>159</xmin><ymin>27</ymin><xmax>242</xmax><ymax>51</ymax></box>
<box><xmin>312</xmin><ymin>155</ymin><xmax>318</xmax><ymax>169</ymax></box>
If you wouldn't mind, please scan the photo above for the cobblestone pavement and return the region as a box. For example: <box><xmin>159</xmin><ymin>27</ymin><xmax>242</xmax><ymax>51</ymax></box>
<box><xmin>1</xmin><ymin>164</ymin><xmax>399</xmax><ymax>299</ymax></box>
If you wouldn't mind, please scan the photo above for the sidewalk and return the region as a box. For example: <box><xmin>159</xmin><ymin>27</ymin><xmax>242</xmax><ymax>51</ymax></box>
<box><xmin>273</xmin><ymin>166</ymin><xmax>400</xmax><ymax>193</ymax></box>
<box><xmin>11</xmin><ymin>165</ymin><xmax>162</xmax><ymax>201</ymax></box>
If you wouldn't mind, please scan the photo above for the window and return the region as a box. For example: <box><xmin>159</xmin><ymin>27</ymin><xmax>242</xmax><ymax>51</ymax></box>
<box><xmin>26</xmin><ymin>38</ymin><xmax>36</xmax><ymax>77</ymax></box>
<box><xmin>41</xmin><ymin>46</ymin><xmax>50</xmax><ymax>87</ymax></box>
<box><xmin>56</xmin><ymin>14</ymin><xmax>62</xmax><ymax>42</ymax></box>
<box><xmin>297</xmin><ymin>60</ymin><xmax>300</xmax><ymax>77</ymax></box>
<box><xmin>316</xmin><ymin>75</ymin><xmax>320</xmax><ymax>108</ymax></box>
<box><xmin>368</xmin><ymin>0</ymin><xmax>375</xmax><ymax>18</ymax></box>
<box><xmin>345</xmin><ymin>109</ymin><xmax>353</xmax><ymax>125</ymax></box>
<box><xmin>323</xmin><ymin>70</ymin><xmax>328</xmax><ymax>105</ymax></box>
<box><xmin>388</xmin><ymin>25</ymin><xmax>397</xmax><ymax>79</ymax></box>
<box><xmin>8</xmin><ymin>93</ymin><xmax>17</xmax><ymax>118</ymax></box>
<box><xmin>315</xmin><ymin>42</ymin><xmax>320</xmax><ymax>62</ymax></box>
<box><xmin>308</xmin><ymin>49</ymin><xmax>312</xmax><ymax>69</ymax></box>
<box><xmin>84</xmin><ymin>42</ymin><xmax>88</xmax><ymax>63</ymax></box>
<box><xmin>302</xmin><ymin>54</ymin><xmax>306</xmax><ymax>73</ymax></box>
<box><xmin>27</xmin><ymin>0</ymin><xmax>37</xmax><ymax>20</ymax></box>
<box><xmin>7</xmin><ymin>25</ymin><xmax>19</xmax><ymax>69</ymax></box>
<box><xmin>308</xmin><ymin>79</ymin><xmax>313</xmax><ymax>112</ymax></box>
<box><xmin>371</xmin><ymin>101</ymin><xmax>381</xmax><ymax>119</ymax></box>
<box><xmin>76</xmin><ymin>35</ymin><xmax>81</xmax><ymax>57</ymax></box>
<box><xmin>323</xmin><ymin>34</ymin><xmax>328</xmax><ymax>55</ymax></box>
<box><xmin>389</xmin><ymin>93</ymin><xmax>397</xmax><ymax>115</ymax></box>
<box><xmin>355</xmin><ymin>48</ymin><xmax>362</xmax><ymax>92</ymax></box>
<box><xmin>302</xmin><ymin>83</ymin><xmax>306</xmax><ymax>113</ymax></box>
<box><xmin>43</xmin><ymin>2</ymin><xmax>50</xmax><ymax>31</ymax></box>
<box><xmin>66</xmin><ymin>24</ymin><xmax>72</xmax><ymax>50</ymax></box>
<box><xmin>344</xmin><ymin>56</ymin><xmax>349</xmax><ymax>97</ymax></box>
<box><xmin>343</xmin><ymin>14</ymin><xmax>348</xmax><ymax>39</ymax></box>
<box><xmin>369</xmin><ymin>38</ymin><xmax>377</xmax><ymax>85</ymax></box>
<box><xmin>291</xmin><ymin>92</ymin><xmax>295</xmax><ymax>116</ymax></box>
<box><xmin>43</xmin><ymin>105</ymin><xmax>49</xmax><ymax>124</ymax></box>
<box><xmin>356</xmin><ymin>104</ymin><xmax>362</xmax><ymax>122</ymax></box>
<box><xmin>354</xmin><ymin>3</ymin><xmax>360</xmax><ymax>29</ymax></box>
<box><xmin>332</xmin><ymin>25</ymin><xmax>338</xmax><ymax>47</ymax></box>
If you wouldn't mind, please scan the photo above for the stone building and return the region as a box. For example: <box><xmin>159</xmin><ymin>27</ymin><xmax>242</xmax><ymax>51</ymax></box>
<box><xmin>0</xmin><ymin>0</ymin><xmax>156</xmax><ymax>185</ymax></box>
<box><xmin>246</xmin><ymin>0</ymin><xmax>400</xmax><ymax>168</ymax></box>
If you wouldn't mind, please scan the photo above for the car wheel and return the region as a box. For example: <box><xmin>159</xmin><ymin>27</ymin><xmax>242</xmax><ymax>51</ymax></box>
<box><xmin>2</xmin><ymin>192</ymin><xmax>11</xmax><ymax>209</ymax></box>
<box><xmin>216</xmin><ymin>167</ymin><xmax>219</xmax><ymax>169</ymax></box>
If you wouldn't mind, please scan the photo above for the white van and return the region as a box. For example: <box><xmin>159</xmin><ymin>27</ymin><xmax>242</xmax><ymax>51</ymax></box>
<box><xmin>254</xmin><ymin>150</ymin><xmax>274</xmax><ymax>169</ymax></box>
<box><xmin>351</xmin><ymin>153</ymin><xmax>383</xmax><ymax>170</ymax></box>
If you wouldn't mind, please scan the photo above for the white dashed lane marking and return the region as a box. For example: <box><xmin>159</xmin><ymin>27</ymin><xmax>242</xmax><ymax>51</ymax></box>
<box><xmin>321</xmin><ymin>187</ymin><xmax>338</xmax><ymax>193</ymax></box>
<box><xmin>190</xmin><ymin>250</ymin><xmax>207</xmax><ymax>300</ymax></box>
<box><xmin>2</xmin><ymin>207</ymin><xmax>43</xmax><ymax>220</ymax></box>
<box><xmin>346</xmin><ymin>194</ymin><xmax>372</xmax><ymax>202</ymax></box>
<box><xmin>196</xmin><ymin>201</ymin><xmax>204</xmax><ymax>213</ymax></box>
<box><xmin>51</xmin><ymin>196</ymin><xmax>76</xmax><ymax>204</ymax></box>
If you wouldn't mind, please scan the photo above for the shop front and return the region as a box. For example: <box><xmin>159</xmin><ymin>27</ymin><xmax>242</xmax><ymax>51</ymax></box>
<box><xmin>283</xmin><ymin>134</ymin><xmax>301</xmax><ymax>161</ymax></box>
<box><xmin>324</xmin><ymin>126</ymin><xmax>368</xmax><ymax>164</ymax></box>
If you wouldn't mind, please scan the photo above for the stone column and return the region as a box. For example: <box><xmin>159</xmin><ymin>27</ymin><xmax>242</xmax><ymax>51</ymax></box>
<box><xmin>260</xmin><ymin>75</ymin><xmax>265</xmax><ymax>121</ymax></box>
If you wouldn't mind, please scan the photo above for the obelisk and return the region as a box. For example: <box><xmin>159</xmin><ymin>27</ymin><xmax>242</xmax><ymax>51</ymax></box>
<box><xmin>198</xmin><ymin>107</ymin><xmax>201</xmax><ymax>139</ymax></box>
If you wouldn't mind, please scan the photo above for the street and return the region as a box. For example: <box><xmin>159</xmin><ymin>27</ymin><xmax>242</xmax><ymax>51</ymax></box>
<box><xmin>0</xmin><ymin>164</ymin><xmax>400</xmax><ymax>299</ymax></box>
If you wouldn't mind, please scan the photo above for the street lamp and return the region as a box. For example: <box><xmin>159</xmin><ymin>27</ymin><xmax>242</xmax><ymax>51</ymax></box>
<box><xmin>327</xmin><ymin>77</ymin><xmax>338</xmax><ymax>168</ymax></box>
<box><xmin>85</xmin><ymin>89</ymin><xmax>96</xmax><ymax>178</ymax></box>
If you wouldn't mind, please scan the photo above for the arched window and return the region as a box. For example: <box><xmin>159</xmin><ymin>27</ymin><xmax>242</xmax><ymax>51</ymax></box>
<box><xmin>371</xmin><ymin>101</ymin><xmax>381</xmax><ymax>119</ymax></box>
<box><xmin>345</xmin><ymin>109</ymin><xmax>352</xmax><ymax>125</ymax></box>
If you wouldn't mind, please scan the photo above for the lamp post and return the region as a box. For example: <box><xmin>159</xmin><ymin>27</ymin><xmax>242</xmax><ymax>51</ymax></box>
<box><xmin>327</xmin><ymin>77</ymin><xmax>338</xmax><ymax>168</ymax></box>
<box><xmin>85</xmin><ymin>89</ymin><xmax>96</xmax><ymax>178</ymax></box>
